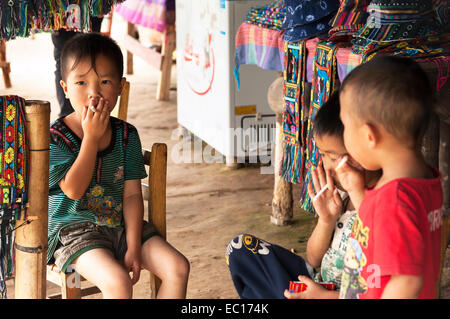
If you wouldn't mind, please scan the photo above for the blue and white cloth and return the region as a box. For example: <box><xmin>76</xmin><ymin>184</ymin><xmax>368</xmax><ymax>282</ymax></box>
<box><xmin>282</xmin><ymin>0</ymin><xmax>340</xmax><ymax>42</ymax></box>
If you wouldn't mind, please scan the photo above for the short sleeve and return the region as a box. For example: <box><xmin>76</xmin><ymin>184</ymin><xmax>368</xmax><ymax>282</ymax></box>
<box><xmin>372</xmin><ymin>186</ymin><xmax>425</xmax><ymax>277</ymax></box>
<box><xmin>124</xmin><ymin>129</ymin><xmax>148</xmax><ymax>181</ymax></box>
<box><xmin>49</xmin><ymin>142</ymin><xmax>76</xmax><ymax>191</ymax></box>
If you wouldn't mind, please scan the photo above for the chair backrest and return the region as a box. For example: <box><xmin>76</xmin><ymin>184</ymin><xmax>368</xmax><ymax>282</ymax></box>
<box><xmin>142</xmin><ymin>146</ymin><xmax>167</xmax><ymax>240</ymax></box>
<box><xmin>111</xmin><ymin>80</ymin><xmax>130</xmax><ymax>121</ymax></box>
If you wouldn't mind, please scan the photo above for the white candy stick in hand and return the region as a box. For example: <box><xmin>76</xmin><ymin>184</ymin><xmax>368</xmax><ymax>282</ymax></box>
<box><xmin>312</xmin><ymin>156</ymin><xmax>347</xmax><ymax>202</ymax></box>
<box><xmin>336</xmin><ymin>155</ymin><xmax>348</xmax><ymax>170</ymax></box>
<box><xmin>313</xmin><ymin>184</ymin><xmax>329</xmax><ymax>202</ymax></box>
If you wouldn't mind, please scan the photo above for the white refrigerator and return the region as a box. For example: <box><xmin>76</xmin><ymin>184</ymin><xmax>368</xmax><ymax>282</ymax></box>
<box><xmin>176</xmin><ymin>0</ymin><xmax>279</xmax><ymax>165</ymax></box>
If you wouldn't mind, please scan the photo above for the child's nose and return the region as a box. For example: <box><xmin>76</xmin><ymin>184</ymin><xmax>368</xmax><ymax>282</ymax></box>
<box><xmin>88</xmin><ymin>91</ymin><xmax>102</xmax><ymax>105</ymax></box>
<box><xmin>88</xmin><ymin>82</ymin><xmax>101</xmax><ymax>96</ymax></box>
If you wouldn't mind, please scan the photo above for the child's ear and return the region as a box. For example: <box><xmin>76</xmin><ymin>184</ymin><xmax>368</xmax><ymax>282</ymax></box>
<box><xmin>363</xmin><ymin>123</ymin><xmax>379</xmax><ymax>149</ymax></box>
<box><xmin>119</xmin><ymin>77</ymin><xmax>126</xmax><ymax>95</ymax></box>
<box><xmin>60</xmin><ymin>80</ymin><xmax>68</xmax><ymax>96</ymax></box>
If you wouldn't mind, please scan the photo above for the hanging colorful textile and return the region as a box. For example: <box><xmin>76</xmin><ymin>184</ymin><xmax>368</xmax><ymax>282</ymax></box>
<box><xmin>351</xmin><ymin>0</ymin><xmax>443</xmax><ymax>53</ymax></box>
<box><xmin>417</xmin><ymin>55</ymin><xmax>450</xmax><ymax>92</ymax></box>
<box><xmin>280</xmin><ymin>41</ymin><xmax>307</xmax><ymax>184</ymax></box>
<box><xmin>357</xmin><ymin>33</ymin><xmax>450</xmax><ymax>62</ymax></box>
<box><xmin>0</xmin><ymin>95</ymin><xmax>28</xmax><ymax>299</ymax></box>
<box><xmin>114</xmin><ymin>0</ymin><xmax>175</xmax><ymax>33</ymax></box>
<box><xmin>0</xmin><ymin>0</ymin><xmax>127</xmax><ymax>40</ymax></box>
<box><xmin>300</xmin><ymin>41</ymin><xmax>341</xmax><ymax>214</ymax></box>
<box><xmin>328</xmin><ymin>0</ymin><xmax>371</xmax><ymax>42</ymax></box>
<box><xmin>433</xmin><ymin>0</ymin><xmax>450</xmax><ymax>32</ymax></box>
<box><xmin>244</xmin><ymin>0</ymin><xmax>286</xmax><ymax>31</ymax></box>
<box><xmin>282</xmin><ymin>0</ymin><xmax>340</xmax><ymax>42</ymax></box>
<box><xmin>234</xmin><ymin>22</ymin><xmax>286</xmax><ymax>90</ymax></box>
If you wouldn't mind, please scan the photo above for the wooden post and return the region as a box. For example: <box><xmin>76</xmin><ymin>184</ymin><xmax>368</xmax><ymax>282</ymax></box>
<box><xmin>14</xmin><ymin>101</ymin><xmax>50</xmax><ymax>299</ymax></box>
<box><xmin>126</xmin><ymin>22</ymin><xmax>135</xmax><ymax>75</ymax></box>
<box><xmin>268</xmin><ymin>76</ymin><xmax>293</xmax><ymax>225</ymax></box>
<box><xmin>156</xmin><ymin>25</ymin><xmax>176</xmax><ymax>101</ymax></box>
<box><xmin>0</xmin><ymin>40</ymin><xmax>12</xmax><ymax>88</ymax></box>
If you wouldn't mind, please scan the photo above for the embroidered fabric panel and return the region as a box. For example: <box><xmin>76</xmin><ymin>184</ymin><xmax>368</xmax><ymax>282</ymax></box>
<box><xmin>0</xmin><ymin>95</ymin><xmax>28</xmax><ymax>299</ymax></box>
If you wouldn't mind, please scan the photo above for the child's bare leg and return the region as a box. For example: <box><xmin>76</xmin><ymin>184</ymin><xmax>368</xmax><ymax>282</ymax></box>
<box><xmin>141</xmin><ymin>236</ymin><xmax>190</xmax><ymax>298</ymax></box>
<box><xmin>72</xmin><ymin>248</ymin><xmax>133</xmax><ymax>299</ymax></box>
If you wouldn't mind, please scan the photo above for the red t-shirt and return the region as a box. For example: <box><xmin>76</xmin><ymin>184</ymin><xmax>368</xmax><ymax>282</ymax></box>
<box><xmin>339</xmin><ymin>167</ymin><xmax>443</xmax><ymax>299</ymax></box>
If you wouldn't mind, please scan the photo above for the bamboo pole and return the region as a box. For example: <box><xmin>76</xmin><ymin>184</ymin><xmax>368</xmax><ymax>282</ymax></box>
<box><xmin>14</xmin><ymin>100</ymin><xmax>50</xmax><ymax>299</ymax></box>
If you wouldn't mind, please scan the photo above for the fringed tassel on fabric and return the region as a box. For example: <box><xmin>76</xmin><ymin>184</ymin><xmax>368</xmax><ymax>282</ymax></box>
<box><xmin>300</xmin><ymin>138</ymin><xmax>321</xmax><ymax>214</ymax></box>
<box><xmin>0</xmin><ymin>210</ymin><xmax>15</xmax><ymax>299</ymax></box>
<box><xmin>280</xmin><ymin>143</ymin><xmax>303</xmax><ymax>184</ymax></box>
<box><xmin>0</xmin><ymin>96</ymin><xmax>29</xmax><ymax>299</ymax></box>
<box><xmin>300</xmin><ymin>170</ymin><xmax>313</xmax><ymax>213</ymax></box>
<box><xmin>299</xmin><ymin>41</ymin><xmax>341</xmax><ymax>214</ymax></box>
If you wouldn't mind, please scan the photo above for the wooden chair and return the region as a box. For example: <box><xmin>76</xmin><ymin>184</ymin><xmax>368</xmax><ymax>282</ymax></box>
<box><xmin>111</xmin><ymin>80</ymin><xmax>130</xmax><ymax>121</ymax></box>
<box><xmin>0</xmin><ymin>40</ymin><xmax>12</xmax><ymax>88</ymax></box>
<box><xmin>47</xmin><ymin>81</ymin><xmax>168</xmax><ymax>299</ymax></box>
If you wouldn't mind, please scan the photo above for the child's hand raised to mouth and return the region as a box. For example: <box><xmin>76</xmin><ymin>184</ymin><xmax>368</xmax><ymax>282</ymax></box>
<box><xmin>308</xmin><ymin>163</ymin><xmax>342</xmax><ymax>225</ymax></box>
<box><xmin>88</xmin><ymin>96</ymin><xmax>102</xmax><ymax>113</ymax></box>
<box><xmin>335</xmin><ymin>155</ymin><xmax>366</xmax><ymax>210</ymax></box>
<box><xmin>81</xmin><ymin>97</ymin><xmax>110</xmax><ymax>145</ymax></box>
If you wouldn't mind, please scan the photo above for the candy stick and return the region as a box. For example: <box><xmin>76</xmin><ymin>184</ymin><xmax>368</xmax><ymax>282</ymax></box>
<box><xmin>312</xmin><ymin>184</ymin><xmax>329</xmax><ymax>202</ymax></box>
<box><xmin>312</xmin><ymin>156</ymin><xmax>348</xmax><ymax>202</ymax></box>
<box><xmin>336</xmin><ymin>155</ymin><xmax>348</xmax><ymax>170</ymax></box>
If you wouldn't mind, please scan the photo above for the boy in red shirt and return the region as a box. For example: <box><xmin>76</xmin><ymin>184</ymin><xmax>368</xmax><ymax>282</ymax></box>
<box><xmin>336</xmin><ymin>56</ymin><xmax>443</xmax><ymax>299</ymax></box>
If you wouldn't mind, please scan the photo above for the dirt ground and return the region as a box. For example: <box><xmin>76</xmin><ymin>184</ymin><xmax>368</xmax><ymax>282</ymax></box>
<box><xmin>2</xmin><ymin>16</ymin><xmax>449</xmax><ymax>299</ymax></box>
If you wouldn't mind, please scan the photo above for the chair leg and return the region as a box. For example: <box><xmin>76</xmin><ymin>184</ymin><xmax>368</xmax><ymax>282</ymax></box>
<box><xmin>61</xmin><ymin>272</ymin><xmax>81</xmax><ymax>299</ymax></box>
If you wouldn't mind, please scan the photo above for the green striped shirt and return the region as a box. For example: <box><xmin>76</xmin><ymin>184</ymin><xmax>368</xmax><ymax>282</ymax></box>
<box><xmin>47</xmin><ymin>117</ymin><xmax>147</xmax><ymax>264</ymax></box>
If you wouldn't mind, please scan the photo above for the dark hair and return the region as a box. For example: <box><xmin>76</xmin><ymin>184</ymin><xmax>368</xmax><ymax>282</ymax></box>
<box><xmin>60</xmin><ymin>32</ymin><xmax>123</xmax><ymax>81</ymax></box>
<box><xmin>312</xmin><ymin>91</ymin><xmax>344</xmax><ymax>139</ymax></box>
<box><xmin>339</xmin><ymin>55</ymin><xmax>433</xmax><ymax>146</ymax></box>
